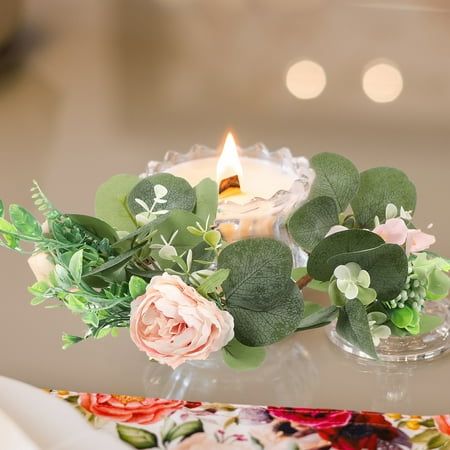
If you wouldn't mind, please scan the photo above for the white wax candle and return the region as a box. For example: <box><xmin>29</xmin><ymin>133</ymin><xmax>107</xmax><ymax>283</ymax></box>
<box><xmin>165</xmin><ymin>157</ymin><xmax>297</xmax><ymax>204</ymax></box>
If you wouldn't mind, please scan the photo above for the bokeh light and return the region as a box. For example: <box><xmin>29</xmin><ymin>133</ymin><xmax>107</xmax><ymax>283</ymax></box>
<box><xmin>362</xmin><ymin>62</ymin><xmax>403</xmax><ymax>103</ymax></box>
<box><xmin>286</xmin><ymin>60</ymin><xmax>327</xmax><ymax>100</ymax></box>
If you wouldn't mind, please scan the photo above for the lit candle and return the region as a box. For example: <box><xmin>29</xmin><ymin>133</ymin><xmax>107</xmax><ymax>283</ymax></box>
<box><xmin>166</xmin><ymin>132</ymin><xmax>298</xmax><ymax>205</ymax></box>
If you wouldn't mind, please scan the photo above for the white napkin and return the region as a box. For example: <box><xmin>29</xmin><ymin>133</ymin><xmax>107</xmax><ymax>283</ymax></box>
<box><xmin>0</xmin><ymin>406</ymin><xmax>40</xmax><ymax>450</ymax></box>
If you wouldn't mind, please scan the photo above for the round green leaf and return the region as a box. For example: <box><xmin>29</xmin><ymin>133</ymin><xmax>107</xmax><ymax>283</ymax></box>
<box><xmin>307</xmin><ymin>229</ymin><xmax>384</xmax><ymax>281</ymax></box>
<box><xmin>329</xmin><ymin>243</ymin><xmax>408</xmax><ymax>301</ymax></box>
<box><xmin>95</xmin><ymin>174</ymin><xmax>140</xmax><ymax>232</ymax></box>
<box><xmin>194</xmin><ymin>178</ymin><xmax>218</xmax><ymax>224</ymax></box>
<box><xmin>228</xmin><ymin>282</ymin><xmax>304</xmax><ymax>347</ymax></box>
<box><xmin>287</xmin><ymin>196</ymin><xmax>339</xmax><ymax>252</ymax></box>
<box><xmin>128</xmin><ymin>173</ymin><xmax>196</xmax><ymax>216</ymax></box>
<box><xmin>223</xmin><ymin>339</ymin><xmax>266</xmax><ymax>371</ymax></box>
<box><xmin>390</xmin><ymin>306</ymin><xmax>414</xmax><ymax>328</ymax></box>
<box><xmin>309</xmin><ymin>152</ymin><xmax>360</xmax><ymax>212</ymax></box>
<box><xmin>218</xmin><ymin>238</ymin><xmax>294</xmax><ymax>311</ymax></box>
<box><xmin>351</xmin><ymin>167</ymin><xmax>417</xmax><ymax>228</ymax></box>
<box><xmin>117</xmin><ymin>424</ymin><xmax>158</xmax><ymax>449</ymax></box>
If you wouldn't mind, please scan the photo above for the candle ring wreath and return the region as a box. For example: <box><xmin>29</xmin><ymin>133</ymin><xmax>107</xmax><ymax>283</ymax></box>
<box><xmin>0</xmin><ymin>151</ymin><xmax>449</xmax><ymax>368</ymax></box>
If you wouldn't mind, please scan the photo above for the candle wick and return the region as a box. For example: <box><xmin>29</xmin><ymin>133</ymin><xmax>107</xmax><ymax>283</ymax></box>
<box><xmin>219</xmin><ymin>175</ymin><xmax>241</xmax><ymax>196</ymax></box>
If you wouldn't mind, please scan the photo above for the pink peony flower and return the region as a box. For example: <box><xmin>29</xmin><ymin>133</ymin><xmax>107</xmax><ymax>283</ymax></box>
<box><xmin>27</xmin><ymin>252</ymin><xmax>54</xmax><ymax>282</ymax></box>
<box><xmin>78</xmin><ymin>393</ymin><xmax>183</xmax><ymax>424</ymax></box>
<box><xmin>130</xmin><ymin>273</ymin><xmax>234</xmax><ymax>369</ymax></box>
<box><xmin>373</xmin><ymin>218</ymin><xmax>408</xmax><ymax>246</ymax></box>
<box><xmin>406</xmin><ymin>229</ymin><xmax>436</xmax><ymax>254</ymax></box>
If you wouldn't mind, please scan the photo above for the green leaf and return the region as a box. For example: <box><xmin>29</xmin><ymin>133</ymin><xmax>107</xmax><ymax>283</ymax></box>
<box><xmin>419</xmin><ymin>313</ymin><xmax>444</xmax><ymax>334</ymax></box>
<box><xmin>328</xmin><ymin>279</ymin><xmax>345</xmax><ymax>306</ymax></box>
<box><xmin>307</xmin><ymin>229</ymin><xmax>384</xmax><ymax>281</ymax></box>
<box><xmin>197</xmin><ymin>269</ymin><xmax>230</xmax><ymax>296</ymax></box>
<box><xmin>129</xmin><ymin>275</ymin><xmax>148</xmax><ymax>299</ymax></box>
<box><xmin>95</xmin><ymin>174</ymin><xmax>140</xmax><ymax>232</ymax></box>
<box><xmin>297</xmin><ymin>305</ymin><xmax>338</xmax><ymax>331</ymax></box>
<box><xmin>287</xmin><ymin>196</ymin><xmax>339</xmax><ymax>252</ymax></box>
<box><xmin>117</xmin><ymin>424</ymin><xmax>158</xmax><ymax>449</ymax></box>
<box><xmin>336</xmin><ymin>299</ymin><xmax>377</xmax><ymax>359</ymax></box>
<box><xmin>223</xmin><ymin>339</ymin><xmax>266</xmax><ymax>370</ymax></box>
<box><xmin>309</xmin><ymin>152</ymin><xmax>360</xmax><ymax>212</ymax></box>
<box><xmin>54</xmin><ymin>265</ymin><xmax>72</xmax><ymax>289</ymax></box>
<box><xmin>30</xmin><ymin>297</ymin><xmax>46</xmax><ymax>306</ymax></box>
<box><xmin>69</xmin><ymin>214</ymin><xmax>118</xmax><ymax>243</ymax></box>
<box><xmin>0</xmin><ymin>200</ymin><xmax>3</xmax><ymax>217</ymax></box>
<box><xmin>69</xmin><ymin>250</ymin><xmax>83</xmax><ymax>283</ymax></box>
<box><xmin>194</xmin><ymin>178</ymin><xmax>218</xmax><ymax>223</ymax></box>
<box><xmin>351</xmin><ymin>167</ymin><xmax>417</xmax><ymax>228</ymax></box>
<box><xmin>83</xmin><ymin>311</ymin><xmax>99</xmax><ymax>327</ymax></box>
<box><xmin>28</xmin><ymin>280</ymin><xmax>50</xmax><ymax>296</ymax></box>
<box><xmin>62</xmin><ymin>333</ymin><xmax>83</xmax><ymax>350</ymax></box>
<box><xmin>426</xmin><ymin>269</ymin><xmax>450</xmax><ymax>300</ymax></box>
<box><xmin>9</xmin><ymin>204</ymin><xmax>42</xmax><ymax>237</ymax></box>
<box><xmin>228</xmin><ymin>282</ymin><xmax>304</xmax><ymax>347</ymax></box>
<box><xmin>0</xmin><ymin>218</ymin><xmax>18</xmax><ymax>248</ymax></box>
<box><xmin>164</xmin><ymin>420</ymin><xmax>203</xmax><ymax>443</ymax></box>
<box><xmin>329</xmin><ymin>243</ymin><xmax>408</xmax><ymax>301</ymax></box>
<box><xmin>83</xmin><ymin>242</ymin><xmax>145</xmax><ymax>279</ymax></box>
<box><xmin>128</xmin><ymin>173</ymin><xmax>196</xmax><ymax>217</ymax></box>
<box><xmin>218</xmin><ymin>238</ymin><xmax>294</xmax><ymax>312</ymax></box>
<box><xmin>357</xmin><ymin>286</ymin><xmax>377</xmax><ymax>305</ymax></box>
<box><xmin>428</xmin><ymin>434</ymin><xmax>450</xmax><ymax>449</ymax></box>
<box><xmin>65</xmin><ymin>294</ymin><xmax>86</xmax><ymax>313</ymax></box>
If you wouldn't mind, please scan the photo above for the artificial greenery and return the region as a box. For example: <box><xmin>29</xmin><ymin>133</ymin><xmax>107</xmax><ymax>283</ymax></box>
<box><xmin>1</xmin><ymin>150</ymin><xmax>449</xmax><ymax>366</ymax></box>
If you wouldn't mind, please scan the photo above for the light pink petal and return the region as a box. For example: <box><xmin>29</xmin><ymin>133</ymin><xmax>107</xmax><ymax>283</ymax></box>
<box><xmin>406</xmin><ymin>229</ymin><xmax>436</xmax><ymax>254</ymax></box>
<box><xmin>373</xmin><ymin>218</ymin><xmax>408</xmax><ymax>245</ymax></box>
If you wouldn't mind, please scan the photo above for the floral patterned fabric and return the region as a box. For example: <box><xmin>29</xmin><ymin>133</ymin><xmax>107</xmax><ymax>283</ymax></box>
<box><xmin>51</xmin><ymin>390</ymin><xmax>450</xmax><ymax>449</ymax></box>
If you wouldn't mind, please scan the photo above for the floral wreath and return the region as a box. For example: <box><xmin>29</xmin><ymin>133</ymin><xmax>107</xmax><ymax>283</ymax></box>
<box><xmin>0</xmin><ymin>152</ymin><xmax>448</xmax><ymax>368</ymax></box>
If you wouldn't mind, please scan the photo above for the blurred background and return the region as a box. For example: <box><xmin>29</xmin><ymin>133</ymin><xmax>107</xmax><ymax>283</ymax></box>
<box><xmin>1</xmin><ymin>0</ymin><xmax>450</xmax><ymax>408</ymax></box>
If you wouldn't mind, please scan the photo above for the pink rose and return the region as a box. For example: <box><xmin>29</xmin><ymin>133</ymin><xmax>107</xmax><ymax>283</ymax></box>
<box><xmin>79</xmin><ymin>393</ymin><xmax>183</xmax><ymax>424</ymax></box>
<box><xmin>130</xmin><ymin>274</ymin><xmax>234</xmax><ymax>369</ymax></box>
<box><xmin>406</xmin><ymin>229</ymin><xmax>436</xmax><ymax>254</ymax></box>
<box><xmin>27</xmin><ymin>252</ymin><xmax>54</xmax><ymax>282</ymax></box>
<box><xmin>373</xmin><ymin>218</ymin><xmax>408</xmax><ymax>246</ymax></box>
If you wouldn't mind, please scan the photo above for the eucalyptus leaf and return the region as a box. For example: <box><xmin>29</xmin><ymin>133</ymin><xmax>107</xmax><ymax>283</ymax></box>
<box><xmin>228</xmin><ymin>282</ymin><xmax>304</xmax><ymax>347</ymax></box>
<box><xmin>328</xmin><ymin>243</ymin><xmax>408</xmax><ymax>301</ymax></box>
<box><xmin>128</xmin><ymin>173</ymin><xmax>196</xmax><ymax>217</ymax></box>
<box><xmin>223</xmin><ymin>339</ymin><xmax>266</xmax><ymax>370</ymax></box>
<box><xmin>69</xmin><ymin>214</ymin><xmax>118</xmax><ymax>243</ymax></box>
<box><xmin>95</xmin><ymin>174</ymin><xmax>140</xmax><ymax>232</ymax></box>
<box><xmin>218</xmin><ymin>238</ymin><xmax>294</xmax><ymax>312</ymax></box>
<box><xmin>336</xmin><ymin>299</ymin><xmax>377</xmax><ymax>359</ymax></box>
<box><xmin>419</xmin><ymin>313</ymin><xmax>444</xmax><ymax>335</ymax></box>
<box><xmin>194</xmin><ymin>178</ymin><xmax>218</xmax><ymax>223</ymax></box>
<box><xmin>307</xmin><ymin>229</ymin><xmax>384</xmax><ymax>281</ymax></box>
<box><xmin>287</xmin><ymin>196</ymin><xmax>339</xmax><ymax>252</ymax></box>
<box><xmin>309</xmin><ymin>152</ymin><xmax>360</xmax><ymax>212</ymax></box>
<box><xmin>117</xmin><ymin>424</ymin><xmax>158</xmax><ymax>449</ymax></box>
<box><xmin>351</xmin><ymin>167</ymin><xmax>417</xmax><ymax>228</ymax></box>
<box><xmin>9</xmin><ymin>204</ymin><xmax>41</xmax><ymax>237</ymax></box>
<box><xmin>297</xmin><ymin>305</ymin><xmax>338</xmax><ymax>331</ymax></box>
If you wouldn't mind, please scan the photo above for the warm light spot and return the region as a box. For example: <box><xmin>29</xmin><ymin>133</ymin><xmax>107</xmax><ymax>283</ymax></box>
<box><xmin>286</xmin><ymin>60</ymin><xmax>327</xmax><ymax>100</ymax></box>
<box><xmin>216</xmin><ymin>131</ymin><xmax>243</xmax><ymax>183</ymax></box>
<box><xmin>362</xmin><ymin>62</ymin><xmax>403</xmax><ymax>103</ymax></box>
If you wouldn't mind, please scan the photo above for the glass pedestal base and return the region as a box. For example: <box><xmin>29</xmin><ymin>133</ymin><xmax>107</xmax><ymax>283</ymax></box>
<box><xmin>143</xmin><ymin>337</ymin><xmax>317</xmax><ymax>406</ymax></box>
<box><xmin>327</xmin><ymin>299</ymin><xmax>450</xmax><ymax>362</ymax></box>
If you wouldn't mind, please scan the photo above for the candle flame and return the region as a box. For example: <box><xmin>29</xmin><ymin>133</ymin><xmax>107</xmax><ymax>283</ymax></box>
<box><xmin>216</xmin><ymin>132</ymin><xmax>243</xmax><ymax>186</ymax></box>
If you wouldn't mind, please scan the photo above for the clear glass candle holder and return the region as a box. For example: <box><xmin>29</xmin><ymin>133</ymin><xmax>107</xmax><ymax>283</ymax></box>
<box><xmin>144</xmin><ymin>143</ymin><xmax>315</xmax><ymax>266</ymax></box>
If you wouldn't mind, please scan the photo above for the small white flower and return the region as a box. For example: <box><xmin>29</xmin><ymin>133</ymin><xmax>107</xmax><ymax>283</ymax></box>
<box><xmin>334</xmin><ymin>262</ymin><xmax>370</xmax><ymax>300</ymax></box>
<box><xmin>385</xmin><ymin>203</ymin><xmax>398</xmax><ymax>220</ymax></box>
